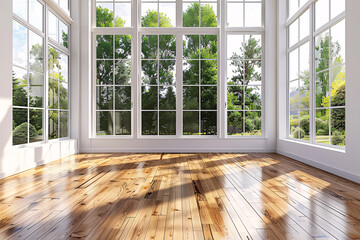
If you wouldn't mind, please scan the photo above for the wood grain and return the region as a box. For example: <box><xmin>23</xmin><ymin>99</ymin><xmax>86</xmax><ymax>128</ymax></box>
<box><xmin>0</xmin><ymin>153</ymin><xmax>359</xmax><ymax>240</ymax></box>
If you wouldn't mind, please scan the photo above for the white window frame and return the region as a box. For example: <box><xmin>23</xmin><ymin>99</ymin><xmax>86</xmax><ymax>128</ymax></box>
<box><xmin>12</xmin><ymin>0</ymin><xmax>73</xmax><ymax>147</ymax></box>
<box><xmin>91</xmin><ymin>0</ymin><xmax>265</xmax><ymax>139</ymax></box>
<box><xmin>286</xmin><ymin>0</ymin><xmax>346</xmax><ymax>149</ymax></box>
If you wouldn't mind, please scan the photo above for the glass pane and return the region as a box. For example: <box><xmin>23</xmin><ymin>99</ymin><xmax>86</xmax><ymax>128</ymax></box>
<box><xmin>59</xmin><ymin>20</ymin><xmax>69</xmax><ymax>48</ymax></box>
<box><xmin>201</xmin><ymin>86</ymin><xmax>217</xmax><ymax>110</ymax></box>
<box><xmin>331</xmin><ymin>0</ymin><xmax>345</xmax><ymax>19</ymax></box>
<box><xmin>201</xmin><ymin>111</ymin><xmax>217</xmax><ymax>135</ymax></box>
<box><xmin>330</xmin><ymin>20</ymin><xmax>345</xmax><ymax>67</ymax></box>
<box><xmin>97</xmin><ymin>35</ymin><xmax>114</xmax><ymax>59</ymax></box>
<box><xmin>142</xmin><ymin>111</ymin><xmax>158</xmax><ymax>135</ymax></box>
<box><xmin>289</xmin><ymin>19</ymin><xmax>299</xmax><ymax>47</ymax></box>
<box><xmin>13</xmin><ymin>0</ymin><xmax>27</xmax><ymax>20</ymax></box>
<box><xmin>59</xmin><ymin>82</ymin><xmax>68</xmax><ymax>110</ymax></box>
<box><xmin>115</xmin><ymin>111</ymin><xmax>131</xmax><ymax>135</ymax></box>
<box><xmin>290</xmin><ymin>111</ymin><xmax>299</xmax><ymax>139</ymax></box>
<box><xmin>183</xmin><ymin>60</ymin><xmax>199</xmax><ymax>85</ymax></box>
<box><xmin>115</xmin><ymin>86</ymin><xmax>131</xmax><ymax>110</ymax></box>
<box><xmin>141</xmin><ymin>3</ymin><xmax>158</xmax><ymax>27</ymax></box>
<box><xmin>49</xmin><ymin>48</ymin><xmax>60</xmax><ymax>79</ymax></box>
<box><xmin>315</xmin><ymin>71</ymin><xmax>329</xmax><ymax>108</ymax></box>
<box><xmin>96</xmin><ymin>86</ymin><xmax>113</xmax><ymax>110</ymax></box>
<box><xmin>245</xmin><ymin>86</ymin><xmax>261</xmax><ymax>110</ymax></box>
<box><xmin>97</xmin><ymin>60</ymin><xmax>113</xmax><ymax>85</ymax></box>
<box><xmin>183</xmin><ymin>111</ymin><xmax>199</xmax><ymax>135</ymax></box>
<box><xmin>115</xmin><ymin>60</ymin><xmax>131</xmax><ymax>85</ymax></box>
<box><xmin>288</xmin><ymin>0</ymin><xmax>297</xmax><ymax>18</ymax></box>
<box><xmin>115</xmin><ymin>35</ymin><xmax>131</xmax><ymax>59</ymax></box>
<box><xmin>227</xmin><ymin>60</ymin><xmax>243</xmax><ymax>85</ymax></box>
<box><xmin>201</xmin><ymin>3</ymin><xmax>217</xmax><ymax>27</ymax></box>
<box><xmin>201</xmin><ymin>35</ymin><xmax>217</xmax><ymax>59</ymax></box>
<box><xmin>159</xmin><ymin>35</ymin><xmax>176</xmax><ymax>59</ymax></box>
<box><xmin>299</xmin><ymin>43</ymin><xmax>309</xmax><ymax>76</ymax></box>
<box><xmin>316</xmin><ymin>109</ymin><xmax>330</xmax><ymax>144</ymax></box>
<box><xmin>13</xmin><ymin>21</ymin><xmax>28</xmax><ymax>68</ymax></box>
<box><xmin>59</xmin><ymin>54</ymin><xmax>69</xmax><ymax>82</ymax></box>
<box><xmin>289</xmin><ymin>49</ymin><xmax>298</xmax><ymax>81</ymax></box>
<box><xmin>201</xmin><ymin>60</ymin><xmax>217</xmax><ymax>85</ymax></box>
<box><xmin>48</xmin><ymin>12</ymin><xmax>58</xmax><ymax>41</ymax></box>
<box><xmin>244</xmin><ymin>60</ymin><xmax>261</xmax><ymax>85</ymax></box>
<box><xmin>331</xmin><ymin>108</ymin><xmax>345</xmax><ymax>146</ymax></box>
<box><xmin>59</xmin><ymin>111</ymin><xmax>68</xmax><ymax>138</ymax></box>
<box><xmin>299</xmin><ymin>110</ymin><xmax>310</xmax><ymax>140</ymax></box>
<box><xmin>183</xmin><ymin>3</ymin><xmax>200</xmax><ymax>27</ymax></box>
<box><xmin>30</xmin><ymin>109</ymin><xmax>43</xmax><ymax>143</ymax></box>
<box><xmin>315</xmin><ymin>0</ymin><xmax>329</xmax><ymax>30</ymax></box>
<box><xmin>29</xmin><ymin>72</ymin><xmax>44</xmax><ymax>108</ymax></box>
<box><xmin>245</xmin><ymin>111</ymin><xmax>261</xmax><ymax>135</ymax></box>
<box><xmin>227</xmin><ymin>86</ymin><xmax>243</xmax><ymax>110</ymax></box>
<box><xmin>141</xmin><ymin>60</ymin><xmax>158</xmax><ymax>85</ymax></box>
<box><xmin>315</xmin><ymin>30</ymin><xmax>330</xmax><ymax>72</ymax></box>
<box><xmin>13</xmin><ymin>67</ymin><xmax>28</xmax><ymax>107</ymax></box>
<box><xmin>96</xmin><ymin>111</ymin><xmax>114</xmax><ymax>135</ymax></box>
<box><xmin>59</xmin><ymin>0</ymin><xmax>69</xmax><ymax>14</ymax></box>
<box><xmin>227</xmin><ymin>3</ymin><xmax>243</xmax><ymax>27</ymax></box>
<box><xmin>299</xmin><ymin>10</ymin><xmax>309</xmax><ymax>40</ymax></box>
<box><xmin>299</xmin><ymin>78</ymin><xmax>310</xmax><ymax>109</ymax></box>
<box><xmin>48</xmin><ymin>79</ymin><xmax>59</xmax><ymax>109</ymax></box>
<box><xmin>96</xmin><ymin>3</ymin><xmax>114</xmax><ymax>27</ymax></box>
<box><xmin>142</xmin><ymin>86</ymin><xmax>158</xmax><ymax>110</ymax></box>
<box><xmin>159</xmin><ymin>3</ymin><xmax>176</xmax><ymax>27</ymax></box>
<box><xmin>49</xmin><ymin>110</ymin><xmax>59</xmax><ymax>140</ymax></box>
<box><xmin>13</xmin><ymin>108</ymin><xmax>28</xmax><ymax>145</ymax></box>
<box><xmin>183</xmin><ymin>35</ymin><xmax>200</xmax><ymax>59</ymax></box>
<box><xmin>289</xmin><ymin>80</ymin><xmax>299</xmax><ymax>110</ymax></box>
<box><xmin>330</xmin><ymin>65</ymin><xmax>345</xmax><ymax>107</ymax></box>
<box><xmin>29</xmin><ymin>0</ymin><xmax>43</xmax><ymax>32</ymax></box>
<box><xmin>183</xmin><ymin>86</ymin><xmax>199</xmax><ymax>110</ymax></box>
<box><xmin>159</xmin><ymin>111</ymin><xmax>176</xmax><ymax>135</ymax></box>
<box><xmin>142</xmin><ymin>35</ymin><xmax>158</xmax><ymax>59</ymax></box>
<box><xmin>29</xmin><ymin>31</ymin><xmax>44</xmax><ymax>74</ymax></box>
<box><xmin>244</xmin><ymin>3</ymin><xmax>261</xmax><ymax>27</ymax></box>
<box><xmin>114</xmin><ymin>3</ymin><xmax>131</xmax><ymax>27</ymax></box>
<box><xmin>227</xmin><ymin>111</ymin><xmax>243</xmax><ymax>136</ymax></box>
<box><xmin>227</xmin><ymin>35</ymin><xmax>243</xmax><ymax>58</ymax></box>
<box><xmin>159</xmin><ymin>60</ymin><xmax>176</xmax><ymax>85</ymax></box>
<box><xmin>159</xmin><ymin>86</ymin><xmax>176</xmax><ymax>110</ymax></box>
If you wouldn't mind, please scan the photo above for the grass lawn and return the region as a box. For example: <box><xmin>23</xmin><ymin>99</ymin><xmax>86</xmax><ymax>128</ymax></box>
<box><xmin>315</xmin><ymin>135</ymin><xmax>330</xmax><ymax>144</ymax></box>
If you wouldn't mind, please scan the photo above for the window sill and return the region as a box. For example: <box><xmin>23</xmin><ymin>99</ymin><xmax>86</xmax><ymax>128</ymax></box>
<box><xmin>279</xmin><ymin>138</ymin><xmax>346</xmax><ymax>153</ymax></box>
<box><xmin>12</xmin><ymin>138</ymin><xmax>76</xmax><ymax>150</ymax></box>
<box><xmin>90</xmin><ymin>136</ymin><xmax>268</xmax><ymax>140</ymax></box>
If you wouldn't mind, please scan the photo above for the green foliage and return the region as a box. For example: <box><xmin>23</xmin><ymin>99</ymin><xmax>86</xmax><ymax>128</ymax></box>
<box><xmin>96</xmin><ymin>6</ymin><xmax>114</xmax><ymax>27</ymax></box>
<box><xmin>300</xmin><ymin>116</ymin><xmax>310</xmax><ymax>135</ymax></box>
<box><xmin>316</xmin><ymin>118</ymin><xmax>329</xmax><ymax>133</ymax></box>
<box><xmin>183</xmin><ymin>3</ymin><xmax>217</xmax><ymax>27</ymax></box>
<box><xmin>316</xmin><ymin>129</ymin><xmax>326</xmax><ymax>136</ymax></box>
<box><xmin>331</xmin><ymin>130</ymin><xmax>345</xmax><ymax>146</ymax></box>
<box><xmin>13</xmin><ymin>123</ymin><xmax>37</xmax><ymax>145</ymax></box>
<box><xmin>141</xmin><ymin>10</ymin><xmax>172</xmax><ymax>27</ymax></box>
<box><xmin>292</xmin><ymin>127</ymin><xmax>305</xmax><ymax>139</ymax></box>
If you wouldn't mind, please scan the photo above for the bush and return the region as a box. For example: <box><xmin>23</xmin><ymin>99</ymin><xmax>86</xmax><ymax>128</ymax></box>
<box><xmin>316</xmin><ymin>118</ymin><xmax>329</xmax><ymax>132</ymax></box>
<box><xmin>13</xmin><ymin>123</ymin><xmax>38</xmax><ymax>145</ymax></box>
<box><xmin>316</xmin><ymin>129</ymin><xmax>327</xmax><ymax>136</ymax></box>
<box><xmin>292</xmin><ymin>127</ymin><xmax>305</xmax><ymax>139</ymax></box>
<box><xmin>331</xmin><ymin>130</ymin><xmax>345</xmax><ymax>146</ymax></box>
<box><xmin>300</xmin><ymin>116</ymin><xmax>310</xmax><ymax>135</ymax></box>
<box><xmin>245</xmin><ymin>118</ymin><xmax>255</xmax><ymax>132</ymax></box>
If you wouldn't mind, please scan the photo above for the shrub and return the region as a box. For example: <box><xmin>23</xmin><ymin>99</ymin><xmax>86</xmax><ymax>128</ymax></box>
<box><xmin>331</xmin><ymin>130</ymin><xmax>345</xmax><ymax>146</ymax></box>
<box><xmin>13</xmin><ymin>123</ymin><xmax>38</xmax><ymax>145</ymax></box>
<box><xmin>316</xmin><ymin>129</ymin><xmax>327</xmax><ymax>136</ymax></box>
<box><xmin>300</xmin><ymin>116</ymin><xmax>310</xmax><ymax>135</ymax></box>
<box><xmin>292</xmin><ymin>127</ymin><xmax>305</xmax><ymax>139</ymax></box>
<box><xmin>316</xmin><ymin>118</ymin><xmax>329</xmax><ymax>132</ymax></box>
<box><xmin>245</xmin><ymin>118</ymin><xmax>255</xmax><ymax>132</ymax></box>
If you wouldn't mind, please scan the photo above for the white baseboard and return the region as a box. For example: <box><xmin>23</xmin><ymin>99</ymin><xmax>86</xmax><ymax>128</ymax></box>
<box><xmin>80</xmin><ymin>148</ymin><xmax>277</xmax><ymax>153</ymax></box>
<box><xmin>277</xmin><ymin>150</ymin><xmax>360</xmax><ymax>184</ymax></box>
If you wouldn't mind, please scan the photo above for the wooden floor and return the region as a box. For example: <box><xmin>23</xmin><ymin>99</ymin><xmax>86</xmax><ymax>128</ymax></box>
<box><xmin>0</xmin><ymin>153</ymin><xmax>360</xmax><ymax>240</ymax></box>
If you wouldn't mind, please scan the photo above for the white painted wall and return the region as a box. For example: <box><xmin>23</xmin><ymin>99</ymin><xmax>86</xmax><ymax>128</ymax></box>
<box><xmin>277</xmin><ymin>0</ymin><xmax>360</xmax><ymax>183</ymax></box>
<box><xmin>0</xmin><ymin>0</ymin><xmax>78</xmax><ymax>179</ymax></box>
<box><xmin>78</xmin><ymin>0</ymin><xmax>278</xmax><ymax>153</ymax></box>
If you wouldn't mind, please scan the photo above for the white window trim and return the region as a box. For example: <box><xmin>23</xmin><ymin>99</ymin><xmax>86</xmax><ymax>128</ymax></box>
<box><xmin>91</xmin><ymin>0</ymin><xmax>265</xmax><ymax>139</ymax></box>
<box><xmin>286</xmin><ymin>0</ymin><xmax>346</xmax><ymax>150</ymax></box>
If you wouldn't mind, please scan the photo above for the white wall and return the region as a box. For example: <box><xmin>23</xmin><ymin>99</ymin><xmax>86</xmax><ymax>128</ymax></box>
<box><xmin>0</xmin><ymin>0</ymin><xmax>78</xmax><ymax>179</ymax></box>
<box><xmin>277</xmin><ymin>0</ymin><xmax>360</xmax><ymax>183</ymax></box>
<box><xmin>78</xmin><ymin>0</ymin><xmax>278</xmax><ymax>153</ymax></box>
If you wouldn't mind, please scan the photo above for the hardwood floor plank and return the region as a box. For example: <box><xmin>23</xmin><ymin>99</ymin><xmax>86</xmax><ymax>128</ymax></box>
<box><xmin>0</xmin><ymin>153</ymin><xmax>358</xmax><ymax>240</ymax></box>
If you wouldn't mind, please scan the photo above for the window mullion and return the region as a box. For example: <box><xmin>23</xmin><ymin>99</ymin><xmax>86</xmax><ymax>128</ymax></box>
<box><xmin>176</xmin><ymin>34</ymin><xmax>183</xmax><ymax>136</ymax></box>
<box><xmin>309</xmin><ymin>4</ymin><xmax>315</xmax><ymax>144</ymax></box>
<box><xmin>44</xmin><ymin>3</ymin><xmax>50</xmax><ymax>144</ymax></box>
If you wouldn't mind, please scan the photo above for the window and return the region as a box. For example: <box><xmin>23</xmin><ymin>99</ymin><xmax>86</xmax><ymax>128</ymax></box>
<box><xmin>227</xmin><ymin>0</ymin><xmax>262</xmax><ymax>27</ymax></box>
<box><xmin>287</xmin><ymin>0</ymin><xmax>345</xmax><ymax>147</ymax></box>
<box><xmin>93</xmin><ymin>0</ymin><xmax>264</xmax><ymax>138</ymax></box>
<box><xmin>12</xmin><ymin>0</ymin><xmax>71</xmax><ymax>145</ymax></box>
<box><xmin>227</xmin><ymin>35</ymin><xmax>262</xmax><ymax>136</ymax></box>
